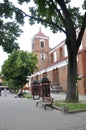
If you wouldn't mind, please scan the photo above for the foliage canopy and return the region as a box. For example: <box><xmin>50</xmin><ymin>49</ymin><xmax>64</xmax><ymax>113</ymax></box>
<box><xmin>1</xmin><ymin>50</ymin><xmax>37</xmax><ymax>89</ymax></box>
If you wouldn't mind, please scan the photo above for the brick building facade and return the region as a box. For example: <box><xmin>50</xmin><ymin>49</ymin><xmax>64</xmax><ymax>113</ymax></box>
<box><xmin>30</xmin><ymin>28</ymin><xmax>86</xmax><ymax>95</ymax></box>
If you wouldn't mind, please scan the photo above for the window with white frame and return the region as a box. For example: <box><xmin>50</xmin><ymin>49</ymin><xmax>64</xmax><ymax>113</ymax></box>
<box><xmin>40</xmin><ymin>40</ymin><xmax>45</xmax><ymax>48</ymax></box>
<box><xmin>41</xmin><ymin>53</ymin><xmax>45</xmax><ymax>60</ymax></box>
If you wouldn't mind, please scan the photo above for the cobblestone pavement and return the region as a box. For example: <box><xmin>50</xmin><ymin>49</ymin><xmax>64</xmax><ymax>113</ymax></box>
<box><xmin>0</xmin><ymin>92</ymin><xmax>86</xmax><ymax>130</ymax></box>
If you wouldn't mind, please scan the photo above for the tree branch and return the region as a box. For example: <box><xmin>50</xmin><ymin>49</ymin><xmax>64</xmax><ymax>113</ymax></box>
<box><xmin>56</xmin><ymin>0</ymin><xmax>76</xmax><ymax>48</ymax></box>
<box><xmin>15</xmin><ymin>7</ymin><xmax>66</xmax><ymax>34</ymax></box>
<box><xmin>47</xmin><ymin>0</ymin><xmax>66</xmax><ymax>27</ymax></box>
<box><xmin>0</xmin><ymin>2</ymin><xmax>66</xmax><ymax>33</ymax></box>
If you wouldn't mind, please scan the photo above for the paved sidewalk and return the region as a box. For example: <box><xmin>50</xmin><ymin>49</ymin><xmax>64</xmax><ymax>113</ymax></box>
<box><xmin>51</xmin><ymin>92</ymin><xmax>86</xmax><ymax>101</ymax></box>
<box><xmin>0</xmin><ymin>92</ymin><xmax>86</xmax><ymax>130</ymax></box>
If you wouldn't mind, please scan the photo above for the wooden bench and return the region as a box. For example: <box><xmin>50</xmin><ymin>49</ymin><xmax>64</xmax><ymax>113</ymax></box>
<box><xmin>36</xmin><ymin>97</ymin><xmax>54</xmax><ymax>110</ymax></box>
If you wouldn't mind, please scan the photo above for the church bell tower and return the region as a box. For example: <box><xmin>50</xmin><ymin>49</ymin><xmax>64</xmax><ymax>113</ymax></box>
<box><xmin>31</xmin><ymin>28</ymin><xmax>51</xmax><ymax>70</ymax></box>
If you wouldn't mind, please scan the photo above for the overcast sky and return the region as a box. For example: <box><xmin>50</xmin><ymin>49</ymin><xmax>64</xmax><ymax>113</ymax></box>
<box><xmin>0</xmin><ymin>0</ymin><xmax>85</xmax><ymax>71</ymax></box>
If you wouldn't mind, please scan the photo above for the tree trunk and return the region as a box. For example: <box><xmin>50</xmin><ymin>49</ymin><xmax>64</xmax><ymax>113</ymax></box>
<box><xmin>66</xmin><ymin>44</ymin><xmax>78</xmax><ymax>102</ymax></box>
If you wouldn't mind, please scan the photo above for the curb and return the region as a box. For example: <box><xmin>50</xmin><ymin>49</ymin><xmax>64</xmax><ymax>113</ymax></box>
<box><xmin>53</xmin><ymin>105</ymin><xmax>86</xmax><ymax>114</ymax></box>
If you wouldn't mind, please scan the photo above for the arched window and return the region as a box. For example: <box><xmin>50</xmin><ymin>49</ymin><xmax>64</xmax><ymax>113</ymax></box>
<box><xmin>40</xmin><ymin>40</ymin><xmax>45</xmax><ymax>48</ymax></box>
<box><xmin>41</xmin><ymin>53</ymin><xmax>45</xmax><ymax>60</ymax></box>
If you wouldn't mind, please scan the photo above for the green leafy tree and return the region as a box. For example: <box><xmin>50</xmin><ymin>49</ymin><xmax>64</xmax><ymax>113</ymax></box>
<box><xmin>1</xmin><ymin>49</ymin><xmax>37</xmax><ymax>89</ymax></box>
<box><xmin>0</xmin><ymin>0</ymin><xmax>23</xmax><ymax>53</ymax></box>
<box><xmin>0</xmin><ymin>20</ymin><xmax>22</xmax><ymax>53</ymax></box>
<box><xmin>0</xmin><ymin>0</ymin><xmax>86</xmax><ymax>102</ymax></box>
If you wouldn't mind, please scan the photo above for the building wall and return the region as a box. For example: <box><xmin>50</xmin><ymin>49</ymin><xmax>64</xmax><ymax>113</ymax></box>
<box><xmin>47</xmin><ymin>70</ymin><xmax>53</xmax><ymax>82</ymax></box>
<box><xmin>32</xmin><ymin>38</ymin><xmax>50</xmax><ymax>52</ymax></box>
<box><xmin>82</xmin><ymin>30</ymin><xmax>86</xmax><ymax>48</ymax></box>
<box><xmin>80</xmin><ymin>30</ymin><xmax>86</xmax><ymax>94</ymax></box>
<box><xmin>78</xmin><ymin>51</ymin><xmax>86</xmax><ymax>95</ymax></box>
<box><xmin>59</xmin><ymin>65</ymin><xmax>67</xmax><ymax>92</ymax></box>
<box><xmin>49</xmin><ymin>43</ymin><xmax>65</xmax><ymax>63</ymax></box>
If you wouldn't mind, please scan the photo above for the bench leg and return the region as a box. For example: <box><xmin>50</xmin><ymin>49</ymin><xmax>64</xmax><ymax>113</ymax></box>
<box><xmin>44</xmin><ymin>104</ymin><xmax>53</xmax><ymax>110</ymax></box>
<box><xmin>44</xmin><ymin>105</ymin><xmax>46</xmax><ymax>110</ymax></box>
<box><xmin>36</xmin><ymin>101</ymin><xmax>38</xmax><ymax>107</ymax></box>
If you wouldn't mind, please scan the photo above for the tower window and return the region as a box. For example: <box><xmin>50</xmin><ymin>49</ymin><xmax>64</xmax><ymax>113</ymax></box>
<box><xmin>32</xmin><ymin>42</ymin><xmax>35</xmax><ymax>49</ymax></box>
<box><xmin>41</xmin><ymin>53</ymin><xmax>45</xmax><ymax>60</ymax></box>
<box><xmin>40</xmin><ymin>40</ymin><xmax>45</xmax><ymax>48</ymax></box>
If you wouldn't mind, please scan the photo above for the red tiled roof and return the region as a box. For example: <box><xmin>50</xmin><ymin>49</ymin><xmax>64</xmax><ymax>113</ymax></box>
<box><xmin>34</xmin><ymin>28</ymin><xmax>49</xmax><ymax>38</ymax></box>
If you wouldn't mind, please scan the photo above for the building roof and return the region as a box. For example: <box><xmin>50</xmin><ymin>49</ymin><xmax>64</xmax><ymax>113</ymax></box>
<box><xmin>34</xmin><ymin>27</ymin><xmax>49</xmax><ymax>38</ymax></box>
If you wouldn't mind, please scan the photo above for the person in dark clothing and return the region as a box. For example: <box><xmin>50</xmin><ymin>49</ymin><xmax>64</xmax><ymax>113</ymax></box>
<box><xmin>18</xmin><ymin>89</ymin><xmax>23</xmax><ymax>97</ymax></box>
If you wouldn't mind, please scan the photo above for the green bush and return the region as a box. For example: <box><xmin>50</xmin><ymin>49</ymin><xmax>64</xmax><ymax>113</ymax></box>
<box><xmin>23</xmin><ymin>93</ymin><xmax>32</xmax><ymax>99</ymax></box>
